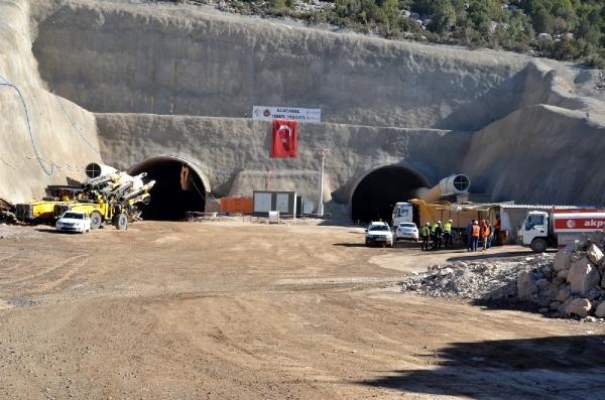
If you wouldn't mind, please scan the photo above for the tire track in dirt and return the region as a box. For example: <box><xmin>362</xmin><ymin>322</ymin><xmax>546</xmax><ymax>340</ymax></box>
<box><xmin>0</xmin><ymin>253</ymin><xmax>89</xmax><ymax>301</ymax></box>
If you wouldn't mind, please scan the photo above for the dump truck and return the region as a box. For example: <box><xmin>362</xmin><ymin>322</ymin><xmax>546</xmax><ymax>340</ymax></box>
<box><xmin>391</xmin><ymin>174</ymin><xmax>479</xmax><ymax>239</ymax></box>
<box><xmin>519</xmin><ymin>208</ymin><xmax>605</xmax><ymax>252</ymax></box>
<box><xmin>392</xmin><ymin>199</ymin><xmax>485</xmax><ymax>230</ymax></box>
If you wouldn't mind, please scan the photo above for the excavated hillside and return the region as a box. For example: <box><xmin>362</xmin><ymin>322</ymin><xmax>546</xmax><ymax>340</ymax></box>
<box><xmin>1</xmin><ymin>0</ymin><xmax>604</xmax><ymax>220</ymax></box>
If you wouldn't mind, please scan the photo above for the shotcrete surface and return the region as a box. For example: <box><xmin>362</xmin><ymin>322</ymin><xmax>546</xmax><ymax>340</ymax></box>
<box><xmin>95</xmin><ymin>113</ymin><xmax>470</xmax><ymax>203</ymax></box>
<box><xmin>1</xmin><ymin>0</ymin><xmax>605</xmax><ymax>206</ymax></box>
<box><xmin>0</xmin><ymin>221</ymin><xmax>603</xmax><ymax>399</ymax></box>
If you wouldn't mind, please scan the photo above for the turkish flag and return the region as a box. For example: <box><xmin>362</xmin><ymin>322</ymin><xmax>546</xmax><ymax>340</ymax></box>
<box><xmin>271</xmin><ymin>119</ymin><xmax>298</xmax><ymax>158</ymax></box>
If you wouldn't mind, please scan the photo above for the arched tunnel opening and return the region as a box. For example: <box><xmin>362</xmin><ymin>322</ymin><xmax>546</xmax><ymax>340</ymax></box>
<box><xmin>129</xmin><ymin>159</ymin><xmax>206</xmax><ymax>221</ymax></box>
<box><xmin>351</xmin><ymin>166</ymin><xmax>429</xmax><ymax>224</ymax></box>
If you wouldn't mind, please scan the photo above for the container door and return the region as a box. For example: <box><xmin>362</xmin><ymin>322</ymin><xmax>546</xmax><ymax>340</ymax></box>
<box><xmin>276</xmin><ymin>193</ymin><xmax>290</xmax><ymax>213</ymax></box>
<box><xmin>254</xmin><ymin>193</ymin><xmax>272</xmax><ymax>213</ymax></box>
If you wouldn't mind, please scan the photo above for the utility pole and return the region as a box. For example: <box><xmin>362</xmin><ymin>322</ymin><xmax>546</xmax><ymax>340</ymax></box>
<box><xmin>316</xmin><ymin>148</ymin><xmax>329</xmax><ymax>217</ymax></box>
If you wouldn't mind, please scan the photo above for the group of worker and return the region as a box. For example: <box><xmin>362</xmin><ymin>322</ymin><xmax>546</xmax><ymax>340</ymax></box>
<box><xmin>420</xmin><ymin>217</ymin><xmax>501</xmax><ymax>252</ymax></box>
<box><xmin>466</xmin><ymin>219</ymin><xmax>497</xmax><ymax>252</ymax></box>
<box><xmin>420</xmin><ymin>219</ymin><xmax>453</xmax><ymax>251</ymax></box>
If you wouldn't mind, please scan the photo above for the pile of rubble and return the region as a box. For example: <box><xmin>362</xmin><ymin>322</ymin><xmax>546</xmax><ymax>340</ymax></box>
<box><xmin>401</xmin><ymin>232</ymin><xmax>605</xmax><ymax>319</ymax></box>
<box><xmin>400</xmin><ymin>254</ymin><xmax>554</xmax><ymax>301</ymax></box>
<box><xmin>517</xmin><ymin>232</ymin><xmax>605</xmax><ymax>319</ymax></box>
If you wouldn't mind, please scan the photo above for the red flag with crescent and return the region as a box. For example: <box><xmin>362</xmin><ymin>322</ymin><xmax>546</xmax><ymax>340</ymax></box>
<box><xmin>271</xmin><ymin>119</ymin><xmax>298</xmax><ymax>158</ymax></box>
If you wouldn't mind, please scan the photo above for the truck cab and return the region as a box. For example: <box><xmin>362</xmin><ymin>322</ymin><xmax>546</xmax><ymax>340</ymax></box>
<box><xmin>391</xmin><ymin>202</ymin><xmax>414</xmax><ymax>228</ymax></box>
<box><xmin>519</xmin><ymin>210</ymin><xmax>550</xmax><ymax>252</ymax></box>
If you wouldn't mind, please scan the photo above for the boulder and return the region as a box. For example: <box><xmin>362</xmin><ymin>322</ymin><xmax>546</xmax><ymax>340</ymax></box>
<box><xmin>517</xmin><ymin>271</ymin><xmax>537</xmax><ymax>300</ymax></box>
<box><xmin>556</xmin><ymin>286</ymin><xmax>572</xmax><ymax>303</ymax></box>
<box><xmin>556</xmin><ymin>269</ymin><xmax>569</xmax><ymax>280</ymax></box>
<box><xmin>562</xmin><ymin>298</ymin><xmax>591</xmax><ymax>318</ymax></box>
<box><xmin>567</xmin><ymin>257</ymin><xmax>601</xmax><ymax>296</ymax></box>
<box><xmin>536</xmin><ymin>281</ymin><xmax>559</xmax><ymax>306</ymax></box>
<box><xmin>595</xmin><ymin>301</ymin><xmax>605</xmax><ymax>318</ymax></box>
<box><xmin>553</xmin><ymin>250</ymin><xmax>572</xmax><ymax>272</ymax></box>
<box><xmin>587</xmin><ymin>244</ymin><xmax>605</xmax><ymax>267</ymax></box>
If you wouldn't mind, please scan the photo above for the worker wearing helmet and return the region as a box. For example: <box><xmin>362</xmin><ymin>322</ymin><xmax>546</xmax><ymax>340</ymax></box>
<box><xmin>471</xmin><ymin>220</ymin><xmax>480</xmax><ymax>251</ymax></box>
<box><xmin>466</xmin><ymin>219</ymin><xmax>474</xmax><ymax>251</ymax></box>
<box><xmin>432</xmin><ymin>221</ymin><xmax>443</xmax><ymax>249</ymax></box>
<box><xmin>443</xmin><ymin>219</ymin><xmax>453</xmax><ymax>248</ymax></box>
<box><xmin>421</xmin><ymin>222</ymin><xmax>431</xmax><ymax>251</ymax></box>
<box><xmin>432</xmin><ymin>220</ymin><xmax>441</xmax><ymax>233</ymax></box>
<box><xmin>481</xmin><ymin>220</ymin><xmax>492</xmax><ymax>250</ymax></box>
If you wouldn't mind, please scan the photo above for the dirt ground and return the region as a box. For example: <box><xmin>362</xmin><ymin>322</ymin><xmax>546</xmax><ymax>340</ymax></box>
<box><xmin>0</xmin><ymin>220</ymin><xmax>604</xmax><ymax>400</ymax></box>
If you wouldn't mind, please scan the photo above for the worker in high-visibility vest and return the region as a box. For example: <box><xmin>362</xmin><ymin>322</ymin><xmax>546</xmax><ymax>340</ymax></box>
<box><xmin>421</xmin><ymin>222</ymin><xmax>431</xmax><ymax>251</ymax></box>
<box><xmin>481</xmin><ymin>220</ymin><xmax>491</xmax><ymax>250</ymax></box>
<box><xmin>432</xmin><ymin>221</ymin><xmax>443</xmax><ymax>249</ymax></box>
<box><xmin>443</xmin><ymin>219</ymin><xmax>453</xmax><ymax>247</ymax></box>
<box><xmin>471</xmin><ymin>220</ymin><xmax>480</xmax><ymax>252</ymax></box>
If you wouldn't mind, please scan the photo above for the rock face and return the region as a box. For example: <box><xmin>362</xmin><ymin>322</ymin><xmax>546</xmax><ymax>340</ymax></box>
<box><xmin>30</xmin><ymin>1</ymin><xmax>527</xmax><ymax>130</ymax></box>
<box><xmin>462</xmin><ymin>104</ymin><xmax>605</xmax><ymax>204</ymax></box>
<box><xmin>0</xmin><ymin>0</ymin><xmax>604</xmax><ymax>210</ymax></box>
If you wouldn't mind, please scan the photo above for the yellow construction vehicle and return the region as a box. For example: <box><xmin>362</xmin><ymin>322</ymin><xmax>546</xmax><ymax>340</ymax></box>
<box><xmin>53</xmin><ymin>164</ymin><xmax>155</xmax><ymax>230</ymax></box>
<box><xmin>53</xmin><ymin>192</ymin><xmax>149</xmax><ymax>231</ymax></box>
<box><xmin>19</xmin><ymin>163</ymin><xmax>155</xmax><ymax>230</ymax></box>
<box><xmin>15</xmin><ymin>185</ymin><xmax>82</xmax><ymax>224</ymax></box>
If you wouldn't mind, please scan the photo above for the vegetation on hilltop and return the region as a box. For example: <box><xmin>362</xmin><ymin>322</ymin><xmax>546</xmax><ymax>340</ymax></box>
<box><xmin>169</xmin><ymin>0</ymin><xmax>605</xmax><ymax>68</ymax></box>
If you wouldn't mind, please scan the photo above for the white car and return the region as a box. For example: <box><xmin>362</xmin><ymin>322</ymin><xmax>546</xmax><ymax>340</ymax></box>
<box><xmin>56</xmin><ymin>211</ymin><xmax>91</xmax><ymax>233</ymax></box>
<box><xmin>365</xmin><ymin>221</ymin><xmax>394</xmax><ymax>247</ymax></box>
<box><xmin>395</xmin><ymin>222</ymin><xmax>419</xmax><ymax>241</ymax></box>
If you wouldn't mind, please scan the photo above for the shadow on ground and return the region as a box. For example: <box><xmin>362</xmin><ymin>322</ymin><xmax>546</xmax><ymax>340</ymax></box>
<box><xmin>35</xmin><ymin>228</ymin><xmax>64</xmax><ymax>234</ymax></box>
<box><xmin>333</xmin><ymin>241</ymin><xmax>423</xmax><ymax>249</ymax></box>
<box><xmin>360</xmin><ymin>335</ymin><xmax>605</xmax><ymax>399</ymax></box>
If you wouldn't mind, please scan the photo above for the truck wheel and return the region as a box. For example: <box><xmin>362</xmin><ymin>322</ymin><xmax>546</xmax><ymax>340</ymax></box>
<box><xmin>112</xmin><ymin>213</ymin><xmax>128</xmax><ymax>231</ymax></box>
<box><xmin>90</xmin><ymin>211</ymin><xmax>102</xmax><ymax>230</ymax></box>
<box><xmin>531</xmin><ymin>238</ymin><xmax>548</xmax><ymax>253</ymax></box>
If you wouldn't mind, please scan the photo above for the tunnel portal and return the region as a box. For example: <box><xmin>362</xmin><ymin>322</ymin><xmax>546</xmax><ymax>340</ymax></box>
<box><xmin>129</xmin><ymin>157</ymin><xmax>207</xmax><ymax>221</ymax></box>
<box><xmin>351</xmin><ymin>165</ymin><xmax>429</xmax><ymax>224</ymax></box>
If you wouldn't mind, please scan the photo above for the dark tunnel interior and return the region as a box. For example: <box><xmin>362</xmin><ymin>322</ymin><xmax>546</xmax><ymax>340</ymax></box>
<box><xmin>130</xmin><ymin>160</ymin><xmax>206</xmax><ymax>220</ymax></box>
<box><xmin>351</xmin><ymin>166</ymin><xmax>428</xmax><ymax>224</ymax></box>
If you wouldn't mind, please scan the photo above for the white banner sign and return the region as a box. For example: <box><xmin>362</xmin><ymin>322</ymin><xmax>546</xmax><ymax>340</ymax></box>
<box><xmin>252</xmin><ymin>106</ymin><xmax>321</xmax><ymax>123</ymax></box>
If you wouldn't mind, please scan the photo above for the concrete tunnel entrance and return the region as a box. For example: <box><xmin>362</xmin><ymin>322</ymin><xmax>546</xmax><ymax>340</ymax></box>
<box><xmin>350</xmin><ymin>165</ymin><xmax>429</xmax><ymax>224</ymax></box>
<box><xmin>129</xmin><ymin>156</ymin><xmax>209</xmax><ymax>221</ymax></box>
